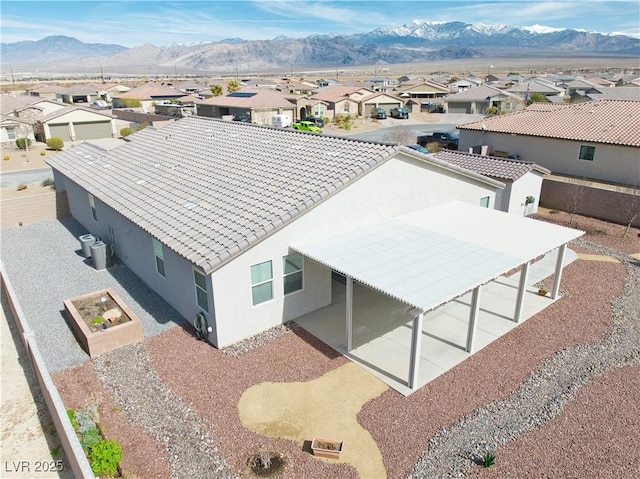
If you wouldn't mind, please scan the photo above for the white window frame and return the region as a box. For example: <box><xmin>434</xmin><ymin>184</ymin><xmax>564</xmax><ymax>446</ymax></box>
<box><xmin>88</xmin><ymin>193</ymin><xmax>97</xmax><ymax>221</ymax></box>
<box><xmin>6</xmin><ymin>128</ymin><xmax>16</xmax><ymax>140</ymax></box>
<box><xmin>480</xmin><ymin>196</ymin><xmax>490</xmax><ymax>208</ymax></box>
<box><xmin>250</xmin><ymin>260</ymin><xmax>273</xmax><ymax>306</ymax></box>
<box><xmin>578</xmin><ymin>145</ymin><xmax>595</xmax><ymax>161</ymax></box>
<box><xmin>283</xmin><ymin>253</ymin><xmax>304</xmax><ymax>295</ymax></box>
<box><xmin>152</xmin><ymin>238</ymin><xmax>165</xmax><ymax>278</ymax></box>
<box><xmin>193</xmin><ymin>269</ymin><xmax>209</xmax><ymax>312</ymax></box>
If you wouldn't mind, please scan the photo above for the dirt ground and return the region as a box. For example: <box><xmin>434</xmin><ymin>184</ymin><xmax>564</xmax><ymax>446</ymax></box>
<box><xmin>1</xmin><ymin>143</ymin><xmax>51</xmax><ymax>173</ymax></box>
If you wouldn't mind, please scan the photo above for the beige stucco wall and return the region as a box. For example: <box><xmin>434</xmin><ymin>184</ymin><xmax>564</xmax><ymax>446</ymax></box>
<box><xmin>210</xmin><ymin>153</ymin><xmax>499</xmax><ymax>347</ymax></box>
<box><xmin>459</xmin><ymin>131</ymin><xmax>640</xmax><ymax>185</ymax></box>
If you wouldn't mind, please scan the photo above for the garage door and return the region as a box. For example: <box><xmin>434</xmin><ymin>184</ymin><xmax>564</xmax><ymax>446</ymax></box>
<box><xmin>74</xmin><ymin>121</ymin><xmax>112</xmax><ymax>141</ymax></box>
<box><xmin>447</xmin><ymin>102</ymin><xmax>471</xmax><ymax>114</ymax></box>
<box><xmin>377</xmin><ymin>103</ymin><xmax>398</xmax><ymax>113</ymax></box>
<box><xmin>48</xmin><ymin>124</ymin><xmax>71</xmax><ymax>142</ymax></box>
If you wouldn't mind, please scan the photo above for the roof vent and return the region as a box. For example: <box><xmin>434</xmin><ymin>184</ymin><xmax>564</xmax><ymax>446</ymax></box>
<box><xmin>183</xmin><ymin>202</ymin><xmax>196</xmax><ymax>210</ymax></box>
<box><xmin>135</xmin><ymin>179</ymin><xmax>146</xmax><ymax>185</ymax></box>
<box><xmin>102</xmin><ymin>164</ymin><xmax>111</xmax><ymax>168</ymax></box>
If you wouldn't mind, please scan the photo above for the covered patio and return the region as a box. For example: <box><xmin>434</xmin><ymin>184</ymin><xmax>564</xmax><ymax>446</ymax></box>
<box><xmin>292</xmin><ymin>201</ymin><xmax>583</xmax><ymax>395</ymax></box>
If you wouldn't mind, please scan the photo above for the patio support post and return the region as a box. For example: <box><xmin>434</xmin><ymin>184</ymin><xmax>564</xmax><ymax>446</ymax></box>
<box><xmin>346</xmin><ymin>275</ymin><xmax>353</xmax><ymax>352</ymax></box>
<box><xmin>466</xmin><ymin>285</ymin><xmax>482</xmax><ymax>352</ymax></box>
<box><xmin>408</xmin><ymin>308</ymin><xmax>424</xmax><ymax>390</ymax></box>
<box><xmin>514</xmin><ymin>261</ymin><xmax>531</xmax><ymax>323</ymax></box>
<box><xmin>552</xmin><ymin>244</ymin><xmax>567</xmax><ymax>299</ymax></box>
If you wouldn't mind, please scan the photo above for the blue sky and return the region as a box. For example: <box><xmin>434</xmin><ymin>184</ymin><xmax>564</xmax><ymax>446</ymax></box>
<box><xmin>1</xmin><ymin>0</ymin><xmax>639</xmax><ymax>47</ymax></box>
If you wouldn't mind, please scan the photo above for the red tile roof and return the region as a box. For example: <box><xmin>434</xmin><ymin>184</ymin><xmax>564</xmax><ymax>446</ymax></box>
<box><xmin>458</xmin><ymin>99</ymin><xmax>640</xmax><ymax>147</ymax></box>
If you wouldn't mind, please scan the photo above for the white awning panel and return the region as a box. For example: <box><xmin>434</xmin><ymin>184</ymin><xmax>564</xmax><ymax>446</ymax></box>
<box><xmin>291</xmin><ymin>201</ymin><xmax>583</xmax><ymax>313</ymax></box>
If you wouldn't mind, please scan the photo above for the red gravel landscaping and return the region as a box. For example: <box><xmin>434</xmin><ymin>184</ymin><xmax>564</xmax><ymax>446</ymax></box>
<box><xmin>50</xmin><ymin>212</ymin><xmax>638</xmax><ymax>478</ymax></box>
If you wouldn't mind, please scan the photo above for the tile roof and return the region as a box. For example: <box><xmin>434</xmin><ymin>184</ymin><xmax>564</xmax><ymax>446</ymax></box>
<box><xmin>458</xmin><ymin>99</ymin><xmax>640</xmax><ymax>147</ymax></box>
<box><xmin>311</xmin><ymin>85</ymin><xmax>371</xmax><ymax>103</ymax></box>
<box><xmin>196</xmin><ymin>89</ymin><xmax>295</xmax><ymax>109</ymax></box>
<box><xmin>42</xmin><ymin>105</ymin><xmax>113</xmax><ymax>122</ymax></box>
<box><xmin>115</xmin><ymin>85</ymin><xmax>189</xmax><ymax>100</ymax></box>
<box><xmin>433</xmin><ymin>150</ymin><xmax>550</xmax><ymax>181</ymax></box>
<box><xmin>0</xmin><ymin>95</ymin><xmax>44</xmax><ymax>115</ymax></box>
<box><xmin>46</xmin><ymin>117</ymin><xmax>399</xmax><ymax>273</ymax></box>
<box><xmin>444</xmin><ymin>85</ymin><xmax>518</xmax><ymax>101</ymax></box>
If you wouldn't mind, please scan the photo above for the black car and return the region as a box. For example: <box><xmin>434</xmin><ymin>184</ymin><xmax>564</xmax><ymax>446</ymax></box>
<box><xmin>371</xmin><ymin>108</ymin><xmax>387</xmax><ymax>119</ymax></box>
<box><xmin>301</xmin><ymin>116</ymin><xmax>325</xmax><ymax>128</ymax></box>
<box><xmin>390</xmin><ymin>107</ymin><xmax>409</xmax><ymax>119</ymax></box>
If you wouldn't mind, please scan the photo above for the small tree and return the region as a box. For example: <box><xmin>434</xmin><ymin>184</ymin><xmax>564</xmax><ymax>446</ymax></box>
<box><xmin>384</xmin><ymin>125</ymin><xmax>414</xmax><ymax>145</ymax></box>
<box><xmin>136</xmin><ymin>121</ymin><xmax>149</xmax><ymax>131</ymax></box>
<box><xmin>210</xmin><ymin>84</ymin><xmax>223</xmax><ymax>96</ymax></box>
<box><xmin>120</xmin><ymin>127</ymin><xmax>134</xmax><ymax>137</ymax></box>
<box><xmin>46</xmin><ymin>137</ymin><xmax>64</xmax><ymax>151</ymax></box>
<box><xmin>426</xmin><ymin>142</ymin><xmax>441</xmax><ymax>153</ymax></box>
<box><xmin>617</xmin><ymin>184</ymin><xmax>640</xmax><ymax>238</ymax></box>
<box><xmin>226</xmin><ymin>80</ymin><xmax>240</xmax><ymax>93</ymax></box>
<box><xmin>527</xmin><ymin>92</ymin><xmax>547</xmax><ymax>105</ymax></box>
<box><xmin>561</xmin><ymin>177</ymin><xmax>589</xmax><ymax>225</ymax></box>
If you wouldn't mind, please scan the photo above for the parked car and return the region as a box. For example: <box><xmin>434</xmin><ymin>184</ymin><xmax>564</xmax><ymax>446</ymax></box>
<box><xmin>406</xmin><ymin>144</ymin><xmax>429</xmax><ymax>154</ymax></box>
<box><xmin>232</xmin><ymin>113</ymin><xmax>251</xmax><ymax>122</ymax></box>
<box><xmin>416</xmin><ymin>131</ymin><xmax>459</xmax><ymax>150</ymax></box>
<box><xmin>371</xmin><ymin>108</ymin><xmax>387</xmax><ymax>119</ymax></box>
<box><xmin>390</xmin><ymin>107</ymin><xmax>409</xmax><ymax>119</ymax></box>
<box><xmin>272</xmin><ymin>114</ymin><xmax>292</xmax><ymax>128</ymax></box>
<box><xmin>301</xmin><ymin>116</ymin><xmax>325</xmax><ymax>128</ymax></box>
<box><xmin>291</xmin><ymin>121</ymin><xmax>322</xmax><ymax>133</ymax></box>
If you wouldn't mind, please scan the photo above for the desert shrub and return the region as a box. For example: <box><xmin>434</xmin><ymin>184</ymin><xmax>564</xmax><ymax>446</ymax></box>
<box><xmin>74</xmin><ymin>403</ymin><xmax>98</xmax><ymax>434</ymax></box>
<box><xmin>136</xmin><ymin>121</ymin><xmax>148</xmax><ymax>131</ymax></box>
<box><xmin>88</xmin><ymin>439</ymin><xmax>122</xmax><ymax>476</ymax></box>
<box><xmin>41</xmin><ymin>178</ymin><xmax>54</xmax><ymax>187</ymax></box>
<box><xmin>40</xmin><ymin>150</ymin><xmax>46</xmax><ymax>156</ymax></box>
<box><xmin>15</xmin><ymin>138</ymin><xmax>32</xmax><ymax>150</ymax></box>
<box><xmin>46</xmin><ymin>137</ymin><xmax>64</xmax><ymax>151</ymax></box>
<box><xmin>426</xmin><ymin>141</ymin><xmax>441</xmax><ymax>153</ymax></box>
<box><xmin>66</xmin><ymin>409</ymin><xmax>78</xmax><ymax>429</ymax></box>
<box><xmin>3</xmin><ymin>155</ymin><xmax>9</xmax><ymax>161</ymax></box>
<box><xmin>80</xmin><ymin>427</ymin><xmax>102</xmax><ymax>452</ymax></box>
<box><xmin>16</xmin><ymin>183</ymin><xmax>27</xmax><ymax>191</ymax></box>
<box><xmin>120</xmin><ymin>127</ymin><xmax>134</xmax><ymax>137</ymax></box>
<box><xmin>120</xmin><ymin>98</ymin><xmax>140</xmax><ymax>108</ymax></box>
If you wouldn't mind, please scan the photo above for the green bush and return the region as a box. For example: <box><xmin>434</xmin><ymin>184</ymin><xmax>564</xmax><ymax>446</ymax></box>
<box><xmin>67</xmin><ymin>409</ymin><xmax>78</xmax><ymax>430</ymax></box>
<box><xmin>41</xmin><ymin>178</ymin><xmax>55</xmax><ymax>187</ymax></box>
<box><xmin>88</xmin><ymin>439</ymin><xmax>122</xmax><ymax>476</ymax></box>
<box><xmin>46</xmin><ymin>137</ymin><xmax>64</xmax><ymax>151</ymax></box>
<box><xmin>40</xmin><ymin>150</ymin><xmax>46</xmax><ymax>156</ymax></box>
<box><xmin>15</xmin><ymin>138</ymin><xmax>32</xmax><ymax>150</ymax></box>
<box><xmin>120</xmin><ymin>127</ymin><xmax>134</xmax><ymax>137</ymax></box>
<box><xmin>80</xmin><ymin>427</ymin><xmax>102</xmax><ymax>452</ymax></box>
<box><xmin>120</xmin><ymin>98</ymin><xmax>141</xmax><ymax>108</ymax></box>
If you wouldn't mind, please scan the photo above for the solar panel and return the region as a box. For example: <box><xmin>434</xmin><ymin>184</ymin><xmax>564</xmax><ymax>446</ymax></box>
<box><xmin>227</xmin><ymin>92</ymin><xmax>257</xmax><ymax>98</ymax></box>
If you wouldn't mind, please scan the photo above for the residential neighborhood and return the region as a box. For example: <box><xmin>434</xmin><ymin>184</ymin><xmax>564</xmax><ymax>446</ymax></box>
<box><xmin>2</xmin><ymin>39</ymin><xmax>640</xmax><ymax>479</ymax></box>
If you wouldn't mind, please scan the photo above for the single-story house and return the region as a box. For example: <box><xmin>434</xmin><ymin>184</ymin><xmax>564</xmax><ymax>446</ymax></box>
<box><xmin>457</xmin><ymin>99</ymin><xmax>640</xmax><ymax>185</ymax></box>
<box><xmin>112</xmin><ymin>85</ymin><xmax>190</xmax><ymax>112</ymax></box>
<box><xmin>506</xmin><ymin>79</ymin><xmax>565</xmax><ymax>101</ymax></box>
<box><xmin>432</xmin><ymin>150</ymin><xmax>550</xmax><ymax>215</ymax></box>
<box><xmin>0</xmin><ymin>115</ymin><xmax>35</xmax><ymax>146</ymax></box>
<box><xmin>309</xmin><ymin>85</ymin><xmax>375</xmax><ymax>119</ymax></box>
<box><xmin>57</xmin><ymin>84</ymin><xmax>103</xmax><ymax>105</ymax></box>
<box><xmin>38</xmin><ymin>105</ymin><xmax>117</xmax><ymax>142</ymax></box>
<box><xmin>395</xmin><ymin>80</ymin><xmax>450</xmax><ymax>112</ymax></box>
<box><xmin>196</xmin><ymin>89</ymin><xmax>296</xmax><ymax>125</ymax></box>
<box><xmin>444</xmin><ymin>85</ymin><xmax>525</xmax><ymax>114</ymax></box>
<box><xmin>46</xmin><ymin>116</ymin><xmax>583</xmax><ymax>390</ymax></box>
<box><xmin>360</xmin><ymin>92</ymin><xmax>403</xmax><ymax>116</ymax></box>
<box><xmin>448</xmin><ymin>77</ymin><xmax>482</xmax><ymax>93</ymax></box>
<box><xmin>25</xmin><ymin>84</ymin><xmax>62</xmax><ymax>100</ymax></box>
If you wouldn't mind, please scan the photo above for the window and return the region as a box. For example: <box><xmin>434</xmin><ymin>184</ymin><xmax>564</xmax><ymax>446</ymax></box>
<box><xmin>6</xmin><ymin>128</ymin><xmax>16</xmax><ymax>140</ymax></box>
<box><xmin>578</xmin><ymin>145</ymin><xmax>595</xmax><ymax>161</ymax></box>
<box><xmin>283</xmin><ymin>253</ymin><xmax>303</xmax><ymax>295</ymax></box>
<box><xmin>480</xmin><ymin>196</ymin><xmax>490</xmax><ymax>208</ymax></box>
<box><xmin>343</xmin><ymin>102</ymin><xmax>350</xmax><ymax>113</ymax></box>
<box><xmin>88</xmin><ymin>193</ymin><xmax>97</xmax><ymax>221</ymax></box>
<box><xmin>152</xmin><ymin>238</ymin><xmax>165</xmax><ymax>277</ymax></box>
<box><xmin>193</xmin><ymin>269</ymin><xmax>209</xmax><ymax>312</ymax></box>
<box><xmin>250</xmin><ymin>260</ymin><xmax>273</xmax><ymax>305</ymax></box>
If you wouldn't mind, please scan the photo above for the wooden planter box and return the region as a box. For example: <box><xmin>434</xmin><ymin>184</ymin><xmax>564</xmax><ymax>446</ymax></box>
<box><xmin>311</xmin><ymin>438</ymin><xmax>343</xmax><ymax>459</ymax></box>
<box><xmin>64</xmin><ymin>288</ymin><xmax>143</xmax><ymax>358</ymax></box>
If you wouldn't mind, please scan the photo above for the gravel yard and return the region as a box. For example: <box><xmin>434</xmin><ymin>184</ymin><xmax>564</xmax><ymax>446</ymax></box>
<box><xmin>7</xmin><ymin>212</ymin><xmax>640</xmax><ymax>478</ymax></box>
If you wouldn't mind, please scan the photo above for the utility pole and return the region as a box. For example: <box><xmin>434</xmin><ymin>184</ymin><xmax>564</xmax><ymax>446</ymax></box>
<box><xmin>9</xmin><ymin>64</ymin><xmax>15</xmax><ymax>83</ymax></box>
<box><xmin>100</xmin><ymin>64</ymin><xmax>105</xmax><ymax>83</ymax></box>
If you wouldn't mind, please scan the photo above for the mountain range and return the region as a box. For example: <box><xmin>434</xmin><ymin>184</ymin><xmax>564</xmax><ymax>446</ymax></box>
<box><xmin>1</xmin><ymin>21</ymin><xmax>638</xmax><ymax>74</ymax></box>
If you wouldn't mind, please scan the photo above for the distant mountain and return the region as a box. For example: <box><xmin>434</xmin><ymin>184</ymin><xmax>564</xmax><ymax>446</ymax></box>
<box><xmin>1</xmin><ymin>22</ymin><xmax>638</xmax><ymax>73</ymax></box>
<box><xmin>0</xmin><ymin>35</ymin><xmax>127</xmax><ymax>64</ymax></box>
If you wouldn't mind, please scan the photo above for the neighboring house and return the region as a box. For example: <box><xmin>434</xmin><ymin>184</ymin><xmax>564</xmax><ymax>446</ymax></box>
<box><xmin>112</xmin><ymin>85</ymin><xmax>190</xmax><ymax>111</ymax></box>
<box><xmin>368</xmin><ymin>77</ymin><xmax>396</xmax><ymax>92</ymax></box>
<box><xmin>448</xmin><ymin>77</ymin><xmax>482</xmax><ymax>92</ymax></box>
<box><xmin>38</xmin><ymin>105</ymin><xmax>117</xmax><ymax>142</ymax></box>
<box><xmin>291</xmin><ymin>97</ymin><xmax>329</xmax><ymax>120</ymax></box>
<box><xmin>0</xmin><ymin>115</ymin><xmax>35</xmax><ymax>146</ymax></box>
<box><xmin>507</xmin><ymin>79</ymin><xmax>565</xmax><ymax>101</ymax></box>
<box><xmin>57</xmin><ymin>84</ymin><xmax>103</xmax><ymax>105</ymax></box>
<box><xmin>173</xmin><ymin>81</ymin><xmax>207</xmax><ymax>96</ymax></box>
<box><xmin>396</xmin><ymin>80</ymin><xmax>450</xmax><ymax>112</ymax></box>
<box><xmin>196</xmin><ymin>89</ymin><xmax>296</xmax><ymax>125</ymax></box>
<box><xmin>360</xmin><ymin>92</ymin><xmax>403</xmax><ymax>116</ymax></box>
<box><xmin>278</xmin><ymin>80</ymin><xmax>317</xmax><ymax>95</ymax></box>
<box><xmin>457</xmin><ymin>100</ymin><xmax>640</xmax><ymax>185</ymax></box>
<box><xmin>310</xmin><ymin>85</ymin><xmax>375</xmax><ymax>119</ymax></box>
<box><xmin>1</xmin><ymin>95</ymin><xmax>74</xmax><ymax>142</ymax></box>
<box><xmin>444</xmin><ymin>85</ymin><xmax>524</xmax><ymax>114</ymax></box>
<box><xmin>433</xmin><ymin>150</ymin><xmax>550</xmax><ymax>215</ymax></box>
<box><xmin>25</xmin><ymin>84</ymin><xmax>61</xmax><ymax>100</ymax></box>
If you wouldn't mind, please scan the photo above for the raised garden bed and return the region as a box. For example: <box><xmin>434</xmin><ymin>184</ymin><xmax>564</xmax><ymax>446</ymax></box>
<box><xmin>64</xmin><ymin>288</ymin><xmax>143</xmax><ymax>358</ymax></box>
<box><xmin>311</xmin><ymin>437</ymin><xmax>343</xmax><ymax>459</ymax></box>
